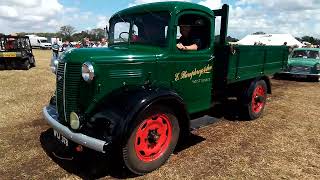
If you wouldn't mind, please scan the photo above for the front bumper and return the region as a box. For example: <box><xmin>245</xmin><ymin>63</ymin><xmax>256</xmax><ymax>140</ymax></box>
<box><xmin>280</xmin><ymin>72</ymin><xmax>320</xmax><ymax>77</ymax></box>
<box><xmin>42</xmin><ymin>105</ymin><xmax>109</xmax><ymax>153</ymax></box>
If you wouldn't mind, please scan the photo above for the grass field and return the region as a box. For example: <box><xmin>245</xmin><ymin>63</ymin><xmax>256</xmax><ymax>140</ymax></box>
<box><xmin>0</xmin><ymin>49</ymin><xmax>319</xmax><ymax>179</ymax></box>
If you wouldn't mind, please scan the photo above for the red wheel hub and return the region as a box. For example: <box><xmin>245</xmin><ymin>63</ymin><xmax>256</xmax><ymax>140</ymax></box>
<box><xmin>251</xmin><ymin>85</ymin><xmax>266</xmax><ymax>113</ymax></box>
<box><xmin>134</xmin><ymin>113</ymin><xmax>172</xmax><ymax>162</ymax></box>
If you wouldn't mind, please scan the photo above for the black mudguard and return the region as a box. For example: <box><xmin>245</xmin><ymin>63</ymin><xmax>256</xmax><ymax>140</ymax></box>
<box><xmin>88</xmin><ymin>86</ymin><xmax>190</xmax><ymax>145</ymax></box>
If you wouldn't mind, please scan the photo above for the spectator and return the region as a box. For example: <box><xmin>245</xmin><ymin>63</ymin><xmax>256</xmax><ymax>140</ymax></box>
<box><xmin>52</xmin><ymin>41</ymin><xmax>60</xmax><ymax>59</ymax></box>
<box><xmin>82</xmin><ymin>37</ymin><xmax>92</xmax><ymax>48</ymax></box>
<box><xmin>61</xmin><ymin>41</ymin><xmax>73</xmax><ymax>52</ymax></box>
<box><xmin>98</xmin><ymin>38</ymin><xmax>108</xmax><ymax>47</ymax></box>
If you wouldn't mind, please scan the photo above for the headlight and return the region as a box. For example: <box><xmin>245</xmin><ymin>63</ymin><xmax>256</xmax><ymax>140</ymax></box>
<box><xmin>51</xmin><ymin>59</ymin><xmax>59</xmax><ymax>74</ymax></box>
<box><xmin>316</xmin><ymin>64</ymin><xmax>320</xmax><ymax>71</ymax></box>
<box><xmin>82</xmin><ymin>62</ymin><xmax>95</xmax><ymax>82</ymax></box>
<box><xmin>70</xmin><ymin>112</ymin><xmax>80</xmax><ymax>130</ymax></box>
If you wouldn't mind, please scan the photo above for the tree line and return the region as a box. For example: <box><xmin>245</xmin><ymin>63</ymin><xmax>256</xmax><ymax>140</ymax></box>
<box><xmin>2</xmin><ymin>26</ymin><xmax>319</xmax><ymax>45</ymax></box>
<box><xmin>15</xmin><ymin>25</ymin><xmax>106</xmax><ymax>42</ymax></box>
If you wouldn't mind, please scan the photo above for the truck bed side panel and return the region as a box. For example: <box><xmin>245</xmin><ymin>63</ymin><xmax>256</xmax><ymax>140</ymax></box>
<box><xmin>227</xmin><ymin>45</ymin><xmax>288</xmax><ymax>84</ymax></box>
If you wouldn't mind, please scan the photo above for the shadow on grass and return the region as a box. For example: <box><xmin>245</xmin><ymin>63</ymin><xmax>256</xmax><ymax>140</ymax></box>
<box><xmin>40</xmin><ymin>128</ymin><xmax>206</xmax><ymax>179</ymax></box>
<box><xmin>40</xmin><ymin>128</ymin><xmax>135</xmax><ymax>179</ymax></box>
<box><xmin>208</xmin><ymin>100</ymin><xmax>244</xmax><ymax>121</ymax></box>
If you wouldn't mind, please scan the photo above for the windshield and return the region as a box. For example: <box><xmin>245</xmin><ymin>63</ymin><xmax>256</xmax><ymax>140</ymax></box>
<box><xmin>0</xmin><ymin>37</ymin><xmax>31</xmax><ymax>51</ymax></box>
<box><xmin>109</xmin><ymin>12</ymin><xmax>170</xmax><ymax>47</ymax></box>
<box><xmin>40</xmin><ymin>40</ymin><xmax>48</xmax><ymax>43</ymax></box>
<box><xmin>291</xmin><ymin>50</ymin><xmax>320</xmax><ymax>59</ymax></box>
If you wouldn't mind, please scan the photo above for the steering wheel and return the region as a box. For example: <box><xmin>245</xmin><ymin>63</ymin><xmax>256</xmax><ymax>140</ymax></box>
<box><xmin>119</xmin><ymin>32</ymin><xmax>129</xmax><ymax>42</ymax></box>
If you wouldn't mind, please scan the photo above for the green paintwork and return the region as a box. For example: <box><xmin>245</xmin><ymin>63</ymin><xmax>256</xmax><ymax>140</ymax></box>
<box><xmin>226</xmin><ymin>45</ymin><xmax>288</xmax><ymax>83</ymax></box>
<box><xmin>286</xmin><ymin>48</ymin><xmax>320</xmax><ymax>75</ymax></box>
<box><xmin>55</xmin><ymin>2</ymin><xmax>288</xmax><ymax>124</ymax></box>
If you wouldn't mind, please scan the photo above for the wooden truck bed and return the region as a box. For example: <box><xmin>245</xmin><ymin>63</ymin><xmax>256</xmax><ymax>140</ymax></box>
<box><xmin>213</xmin><ymin>45</ymin><xmax>289</xmax><ymax>85</ymax></box>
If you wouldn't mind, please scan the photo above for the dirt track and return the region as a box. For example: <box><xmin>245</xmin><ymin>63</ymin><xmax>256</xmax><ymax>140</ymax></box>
<box><xmin>0</xmin><ymin>50</ymin><xmax>319</xmax><ymax>179</ymax></box>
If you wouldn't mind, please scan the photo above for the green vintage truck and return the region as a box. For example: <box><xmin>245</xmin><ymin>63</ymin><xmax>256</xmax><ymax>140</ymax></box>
<box><xmin>43</xmin><ymin>2</ymin><xmax>288</xmax><ymax>174</ymax></box>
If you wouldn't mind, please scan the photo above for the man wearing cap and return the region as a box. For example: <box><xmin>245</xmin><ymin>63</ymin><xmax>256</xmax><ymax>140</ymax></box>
<box><xmin>176</xmin><ymin>19</ymin><xmax>202</xmax><ymax>51</ymax></box>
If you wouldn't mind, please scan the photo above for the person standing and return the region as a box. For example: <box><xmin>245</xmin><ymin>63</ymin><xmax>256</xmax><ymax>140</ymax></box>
<box><xmin>52</xmin><ymin>41</ymin><xmax>60</xmax><ymax>59</ymax></box>
<box><xmin>81</xmin><ymin>37</ymin><xmax>92</xmax><ymax>48</ymax></box>
<box><xmin>98</xmin><ymin>37</ymin><xmax>108</xmax><ymax>47</ymax></box>
<box><xmin>61</xmin><ymin>41</ymin><xmax>73</xmax><ymax>52</ymax></box>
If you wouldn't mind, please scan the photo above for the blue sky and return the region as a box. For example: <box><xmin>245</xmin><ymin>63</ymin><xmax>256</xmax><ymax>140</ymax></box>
<box><xmin>0</xmin><ymin>0</ymin><xmax>319</xmax><ymax>39</ymax></box>
<box><xmin>58</xmin><ymin>0</ymin><xmax>236</xmax><ymax>31</ymax></box>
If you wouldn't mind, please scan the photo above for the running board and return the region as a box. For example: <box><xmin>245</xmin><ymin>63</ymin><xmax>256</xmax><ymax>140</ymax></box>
<box><xmin>190</xmin><ymin>115</ymin><xmax>220</xmax><ymax>131</ymax></box>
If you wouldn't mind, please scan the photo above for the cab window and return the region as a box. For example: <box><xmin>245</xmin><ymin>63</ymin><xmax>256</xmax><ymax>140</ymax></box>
<box><xmin>176</xmin><ymin>14</ymin><xmax>211</xmax><ymax>50</ymax></box>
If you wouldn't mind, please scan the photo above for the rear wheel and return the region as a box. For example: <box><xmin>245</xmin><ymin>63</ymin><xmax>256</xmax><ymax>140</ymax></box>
<box><xmin>21</xmin><ymin>59</ymin><xmax>30</xmax><ymax>70</ymax></box>
<box><xmin>0</xmin><ymin>62</ymin><xmax>5</xmax><ymax>70</ymax></box>
<box><xmin>30</xmin><ymin>56</ymin><xmax>36</xmax><ymax>67</ymax></box>
<box><xmin>242</xmin><ymin>80</ymin><xmax>267</xmax><ymax>120</ymax></box>
<box><xmin>312</xmin><ymin>76</ymin><xmax>320</xmax><ymax>82</ymax></box>
<box><xmin>122</xmin><ymin>106</ymin><xmax>180</xmax><ymax>175</ymax></box>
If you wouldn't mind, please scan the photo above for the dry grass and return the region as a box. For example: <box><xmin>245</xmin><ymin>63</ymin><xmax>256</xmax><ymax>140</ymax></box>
<box><xmin>0</xmin><ymin>50</ymin><xmax>319</xmax><ymax>179</ymax></box>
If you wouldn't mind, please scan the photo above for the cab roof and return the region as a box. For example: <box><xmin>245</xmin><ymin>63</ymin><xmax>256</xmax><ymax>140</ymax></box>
<box><xmin>111</xmin><ymin>1</ymin><xmax>213</xmax><ymax>19</ymax></box>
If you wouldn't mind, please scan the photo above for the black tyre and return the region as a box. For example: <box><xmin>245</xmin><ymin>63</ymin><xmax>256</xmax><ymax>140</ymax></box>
<box><xmin>30</xmin><ymin>56</ymin><xmax>36</xmax><ymax>67</ymax></box>
<box><xmin>21</xmin><ymin>59</ymin><xmax>30</xmax><ymax>70</ymax></box>
<box><xmin>122</xmin><ymin>105</ymin><xmax>180</xmax><ymax>175</ymax></box>
<box><xmin>0</xmin><ymin>63</ymin><xmax>5</xmax><ymax>70</ymax></box>
<box><xmin>5</xmin><ymin>60</ymin><xmax>13</xmax><ymax>70</ymax></box>
<box><xmin>242</xmin><ymin>80</ymin><xmax>267</xmax><ymax>120</ymax></box>
<box><xmin>311</xmin><ymin>76</ymin><xmax>320</xmax><ymax>82</ymax></box>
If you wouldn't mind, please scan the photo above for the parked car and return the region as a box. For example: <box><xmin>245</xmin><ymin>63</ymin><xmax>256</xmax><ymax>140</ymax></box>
<box><xmin>280</xmin><ymin>48</ymin><xmax>320</xmax><ymax>81</ymax></box>
<box><xmin>0</xmin><ymin>35</ymin><xmax>36</xmax><ymax>70</ymax></box>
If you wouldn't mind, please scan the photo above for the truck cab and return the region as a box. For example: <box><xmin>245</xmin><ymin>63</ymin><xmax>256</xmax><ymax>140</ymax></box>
<box><xmin>43</xmin><ymin>2</ymin><xmax>288</xmax><ymax>175</ymax></box>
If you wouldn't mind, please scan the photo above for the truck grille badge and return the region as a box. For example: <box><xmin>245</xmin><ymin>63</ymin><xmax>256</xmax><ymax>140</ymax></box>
<box><xmin>58</xmin><ymin>75</ymin><xmax>62</xmax><ymax>81</ymax></box>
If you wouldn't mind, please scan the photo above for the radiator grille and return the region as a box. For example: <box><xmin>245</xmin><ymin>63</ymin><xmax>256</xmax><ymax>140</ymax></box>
<box><xmin>56</xmin><ymin>62</ymin><xmax>80</xmax><ymax>123</ymax></box>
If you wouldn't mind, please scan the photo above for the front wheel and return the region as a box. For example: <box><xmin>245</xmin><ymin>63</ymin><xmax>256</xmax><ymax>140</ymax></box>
<box><xmin>122</xmin><ymin>106</ymin><xmax>180</xmax><ymax>175</ymax></box>
<box><xmin>242</xmin><ymin>80</ymin><xmax>267</xmax><ymax>120</ymax></box>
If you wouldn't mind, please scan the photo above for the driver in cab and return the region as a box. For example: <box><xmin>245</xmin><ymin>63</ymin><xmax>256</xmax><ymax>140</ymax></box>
<box><xmin>176</xmin><ymin>19</ymin><xmax>203</xmax><ymax>51</ymax></box>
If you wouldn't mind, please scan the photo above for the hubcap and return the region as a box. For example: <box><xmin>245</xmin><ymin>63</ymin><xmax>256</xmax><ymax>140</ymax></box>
<box><xmin>252</xmin><ymin>85</ymin><xmax>266</xmax><ymax>113</ymax></box>
<box><xmin>134</xmin><ymin>114</ymin><xmax>172</xmax><ymax>162</ymax></box>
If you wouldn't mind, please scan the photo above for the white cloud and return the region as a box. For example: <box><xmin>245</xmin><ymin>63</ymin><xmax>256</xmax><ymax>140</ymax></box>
<box><xmin>0</xmin><ymin>0</ymin><xmax>319</xmax><ymax>40</ymax></box>
<box><xmin>96</xmin><ymin>16</ymin><xmax>109</xmax><ymax>29</ymax></box>
<box><xmin>129</xmin><ymin>0</ymin><xmax>190</xmax><ymax>7</ymax></box>
<box><xmin>0</xmin><ymin>0</ymin><xmax>109</xmax><ymax>34</ymax></box>
<box><xmin>198</xmin><ymin>0</ymin><xmax>222</xmax><ymax>10</ymax></box>
<box><xmin>0</xmin><ymin>6</ymin><xmax>18</xmax><ymax>18</ymax></box>
<box><xmin>236</xmin><ymin>0</ymin><xmax>320</xmax><ymax>11</ymax></box>
<box><xmin>0</xmin><ymin>0</ymin><xmax>63</xmax><ymax>33</ymax></box>
<box><xmin>228</xmin><ymin>0</ymin><xmax>320</xmax><ymax>38</ymax></box>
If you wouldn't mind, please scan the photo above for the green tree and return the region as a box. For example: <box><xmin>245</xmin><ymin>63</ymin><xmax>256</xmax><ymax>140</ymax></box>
<box><xmin>59</xmin><ymin>25</ymin><xmax>76</xmax><ymax>41</ymax></box>
<box><xmin>89</xmin><ymin>28</ymin><xmax>106</xmax><ymax>41</ymax></box>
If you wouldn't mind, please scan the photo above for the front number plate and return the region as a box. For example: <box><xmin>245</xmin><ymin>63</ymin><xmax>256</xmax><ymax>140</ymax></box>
<box><xmin>53</xmin><ymin>129</ymin><xmax>69</xmax><ymax>147</ymax></box>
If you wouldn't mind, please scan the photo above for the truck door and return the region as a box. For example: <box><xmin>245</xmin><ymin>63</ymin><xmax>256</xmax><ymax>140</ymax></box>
<box><xmin>159</xmin><ymin>11</ymin><xmax>214</xmax><ymax>114</ymax></box>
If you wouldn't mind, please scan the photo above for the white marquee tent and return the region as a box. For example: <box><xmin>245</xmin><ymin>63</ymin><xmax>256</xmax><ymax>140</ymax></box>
<box><xmin>236</xmin><ymin>34</ymin><xmax>304</xmax><ymax>47</ymax></box>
